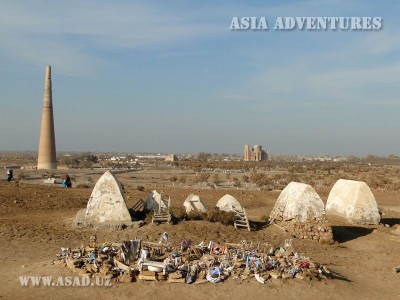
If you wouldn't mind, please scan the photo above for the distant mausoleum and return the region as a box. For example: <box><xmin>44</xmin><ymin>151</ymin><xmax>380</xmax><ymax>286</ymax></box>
<box><xmin>244</xmin><ymin>144</ymin><xmax>268</xmax><ymax>161</ymax></box>
<box><xmin>165</xmin><ymin>154</ymin><xmax>178</xmax><ymax>162</ymax></box>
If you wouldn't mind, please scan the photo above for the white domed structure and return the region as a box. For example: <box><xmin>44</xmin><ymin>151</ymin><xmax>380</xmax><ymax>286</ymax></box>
<box><xmin>269</xmin><ymin>182</ymin><xmax>326</xmax><ymax>223</ymax></box>
<box><xmin>216</xmin><ymin>194</ymin><xmax>243</xmax><ymax>212</ymax></box>
<box><xmin>326</xmin><ymin>179</ymin><xmax>380</xmax><ymax>225</ymax></box>
<box><xmin>84</xmin><ymin>171</ymin><xmax>131</xmax><ymax>223</ymax></box>
<box><xmin>183</xmin><ymin>194</ymin><xmax>207</xmax><ymax>214</ymax></box>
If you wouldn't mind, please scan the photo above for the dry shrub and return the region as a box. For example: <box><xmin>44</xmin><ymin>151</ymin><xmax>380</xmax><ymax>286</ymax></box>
<box><xmin>169</xmin><ymin>176</ymin><xmax>178</xmax><ymax>182</ymax></box>
<box><xmin>144</xmin><ymin>211</ymin><xmax>154</xmax><ymax>224</ymax></box>
<box><xmin>261</xmin><ymin>215</ymin><xmax>269</xmax><ymax>222</ymax></box>
<box><xmin>206</xmin><ymin>209</ymin><xmax>219</xmax><ymax>222</ymax></box>
<box><xmin>137</xmin><ymin>185</ymin><xmax>145</xmax><ymax>191</ymax></box>
<box><xmin>170</xmin><ymin>207</ymin><xmax>187</xmax><ymax>222</ymax></box>
<box><xmin>76</xmin><ymin>183</ymin><xmax>89</xmax><ymax>188</ymax></box>
<box><xmin>18</xmin><ymin>173</ymin><xmax>27</xmax><ymax>180</ymax></box>
<box><xmin>206</xmin><ymin>210</ymin><xmax>236</xmax><ymax>225</ymax></box>
<box><xmin>178</xmin><ymin>176</ymin><xmax>187</xmax><ymax>183</ymax></box>
<box><xmin>218</xmin><ymin>211</ymin><xmax>236</xmax><ymax>225</ymax></box>
<box><xmin>187</xmin><ymin>211</ymin><xmax>207</xmax><ymax>220</ymax></box>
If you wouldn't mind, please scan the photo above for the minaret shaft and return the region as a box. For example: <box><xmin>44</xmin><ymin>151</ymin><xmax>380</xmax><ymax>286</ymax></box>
<box><xmin>37</xmin><ymin>65</ymin><xmax>57</xmax><ymax>169</ymax></box>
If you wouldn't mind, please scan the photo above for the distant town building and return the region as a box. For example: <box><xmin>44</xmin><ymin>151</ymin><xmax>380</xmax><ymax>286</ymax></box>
<box><xmin>165</xmin><ymin>154</ymin><xmax>178</xmax><ymax>162</ymax></box>
<box><xmin>244</xmin><ymin>144</ymin><xmax>268</xmax><ymax>162</ymax></box>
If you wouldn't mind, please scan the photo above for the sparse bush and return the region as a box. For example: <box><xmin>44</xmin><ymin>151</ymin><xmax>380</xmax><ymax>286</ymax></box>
<box><xmin>178</xmin><ymin>176</ymin><xmax>187</xmax><ymax>183</ymax></box>
<box><xmin>232</xmin><ymin>177</ymin><xmax>241</xmax><ymax>187</ymax></box>
<box><xmin>76</xmin><ymin>183</ymin><xmax>89</xmax><ymax>188</ymax></box>
<box><xmin>212</xmin><ymin>174</ymin><xmax>221</xmax><ymax>185</ymax></box>
<box><xmin>200</xmin><ymin>173</ymin><xmax>210</xmax><ymax>183</ymax></box>
<box><xmin>226</xmin><ymin>173</ymin><xmax>231</xmax><ymax>182</ymax></box>
<box><xmin>250</xmin><ymin>172</ymin><xmax>270</xmax><ymax>187</ymax></box>
<box><xmin>218</xmin><ymin>211</ymin><xmax>236</xmax><ymax>225</ymax></box>
<box><xmin>206</xmin><ymin>209</ymin><xmax>236</xmax><ymax>225</ymax></box>
<box><xmin>137</xmin><ymin>185</ymin><xmax>145</xmax><ymax>191</ymax></box>
<box><xmin>144</xmin><ymin>211</ymin><xmax>154</xmax><ymax>224</ymax></box>
<box><xmin>187</xmin><ymin>211</ymin><xmax>207</xmax><ymax>220</ymax></box>
<box><xmin>193</xmin><ymin>175</ymin><xmax>203</xmax><ymax>184</ymax></box>
<box><xmin>170</xmin><ymin>207</ymin><xmax>187</xmax><ymax>222</ymax></box>
<box><xmin>206</xmin><ymin>209</ymin><xmax>220</xmax><ymax>222</ymax></box>
<box><xmin>261</xmin><ymin>215</ymin><xmax>269</xmax><ymax>222</ymax></box>
<box><xmin>18</xmin><ymin>173</ymin><xmax>27</xmax><ymax>180</ymax></box>
<box><xmin>197</xmin><ymin>152</ymin><xmax>212</xmax><ymax>162</ymax></box>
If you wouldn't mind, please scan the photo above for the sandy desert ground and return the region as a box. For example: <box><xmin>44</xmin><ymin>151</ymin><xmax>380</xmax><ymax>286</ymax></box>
<box><xmin>0</xmin><ymin>169</ymin><xmax>399</xmax><ymax>300</ymax></box>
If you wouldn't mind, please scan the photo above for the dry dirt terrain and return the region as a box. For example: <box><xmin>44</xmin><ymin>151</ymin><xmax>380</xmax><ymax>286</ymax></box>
<box><xmin>0</xmin><ymin>173</ymin><xmax>399</xmax><ymax>300</ymax></box>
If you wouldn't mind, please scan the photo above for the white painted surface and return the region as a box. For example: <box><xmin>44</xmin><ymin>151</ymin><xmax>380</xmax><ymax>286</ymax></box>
<box><xmin>270</xmin><ymin>182</ymin><xmax>325</xmax><ymax>222</ymax></box>
<box><xmin>326</xmin><ymin>179</ymin><xmax>380</xmax><ymax>224</ymax></box>
<box><xmin>85</xmin><ymin>171</ymin><xmax>131</xmax><ymax>223</ymax></box>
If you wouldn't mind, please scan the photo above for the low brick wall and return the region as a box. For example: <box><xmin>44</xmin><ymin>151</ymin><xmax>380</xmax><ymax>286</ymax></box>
<box><xmin>273</xmin><ymin>213</ymin><xmax>334</xmax><ymax>243</ymax></box>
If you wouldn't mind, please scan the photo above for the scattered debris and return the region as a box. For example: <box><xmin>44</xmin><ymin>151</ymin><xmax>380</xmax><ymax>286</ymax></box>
<box><xmin>44</xmin><ymin>178</ymin><xmax>57</xmax><ymax>184</ymax></box>
<box><xmin>53</xmin><ymin>234</ymin><xmax>332</xmax><ymax>285</ymax></box>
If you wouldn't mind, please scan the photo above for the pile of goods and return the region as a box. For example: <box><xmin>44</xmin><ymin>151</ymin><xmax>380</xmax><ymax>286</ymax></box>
<box><xmin>53</xmin><ymin>233</ymin><xmax>332</xmax><ymax>285</ymax></box>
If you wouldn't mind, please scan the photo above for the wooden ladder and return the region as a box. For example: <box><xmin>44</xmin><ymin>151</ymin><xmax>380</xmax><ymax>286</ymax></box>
<box><xmin>233</xmin><ymin>208</ymin><xmax>250</xmax><ymax>231</ymax></box>
<box><xmin>152</xmin><ymin>211</ymin><xmax>171</xmax><ymax>224</ymax></box>
<box><xmin>152</xmin><ymin>197</ymin><xmax>171</xmax><ymax>224</ymax></box>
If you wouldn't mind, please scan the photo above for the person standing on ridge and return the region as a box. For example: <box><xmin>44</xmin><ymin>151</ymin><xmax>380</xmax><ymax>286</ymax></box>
<box><xmin>6</xmin><ymin>169</ymin><xmax>13</xmax><ymax>182</ymax></box>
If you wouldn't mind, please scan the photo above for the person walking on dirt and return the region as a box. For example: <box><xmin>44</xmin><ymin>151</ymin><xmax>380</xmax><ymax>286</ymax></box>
<box><xmin>6</xmin><ymin>169</ymin><xmax>13</xmax><ymax>182</ymax></box>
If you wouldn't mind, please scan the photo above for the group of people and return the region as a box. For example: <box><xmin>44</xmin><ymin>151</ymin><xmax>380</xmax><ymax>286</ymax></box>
<box><xmin>62</xmin><ymin>174</ymin><xmax>72</xmax><ymax>188</ymax></box>
<box><xmin>5</xmin><ymin>169</ymin><xmax>72</xmax><ymax>188</ymax></box>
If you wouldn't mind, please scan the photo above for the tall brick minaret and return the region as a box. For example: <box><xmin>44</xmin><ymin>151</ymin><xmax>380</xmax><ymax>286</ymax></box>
<box><xmin>244</xmin><ymin>144</ymin><xmax>250</xmax><ymax>161</ymax></box>
<box><xmin>37</xmin><ymin>65</ymin><xmax>57</xmax><ymax>169</ymax></box>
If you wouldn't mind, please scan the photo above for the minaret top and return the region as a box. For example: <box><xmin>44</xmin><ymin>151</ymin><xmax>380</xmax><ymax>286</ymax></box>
<box><xmin>45</xmin><ymin>65</ymin><xmax>51</xmax><ymax>79</ymax></box>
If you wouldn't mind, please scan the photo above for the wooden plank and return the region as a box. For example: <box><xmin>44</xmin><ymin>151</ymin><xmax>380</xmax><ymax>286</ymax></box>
<box><xmin>114</xmin><ymin>260</ymin><xmax>130</xmax><ymax>271</ymax></box>
<box><xmin>140</xmin><ymin>270</ymin><xmax>156</xmax><ymax>276</ymax></box>
<box><xmin>225</xmin><ymin>243</ymin><xmax>242</xmax><ymax>248</ymax></box>
<box><xmin>167</xmin><ymin>278</ymin><xmax>186</xmax><ymax>283</ymax></box>
<box><xmin>138</xmin><ymin>274</ymin><xmax>157</xmax><ymax>281</ymax></box>
<box><xmin>235</xmin><ymin>224</ymin><xmax>249</xmax><ymax>228</ymax></box>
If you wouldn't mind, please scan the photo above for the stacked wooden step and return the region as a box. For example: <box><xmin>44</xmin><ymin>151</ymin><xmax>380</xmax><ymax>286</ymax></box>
<box><xmin>233</xmin><ymin>208</ymin><xmax>250</xmax><ymax>231</ymax></box>
<box><xmin>131</xmin><ymin>199</ymin><xmax>145</xmax><ymax>212</ymax></box>
<box><xmin>152</xmin><ymin>210</ymin><xmax>171</xmax><ymax>224</ymax></box>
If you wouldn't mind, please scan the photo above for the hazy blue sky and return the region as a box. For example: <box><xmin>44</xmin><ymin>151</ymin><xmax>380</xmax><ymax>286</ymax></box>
<box><xmin>0</xmin><ymin>1</ymin><xmax>399</xmax><ymax>155</ymax></box>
